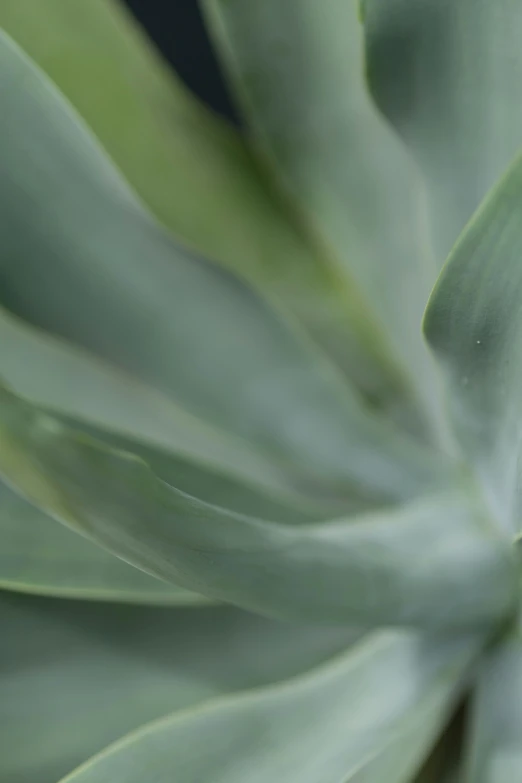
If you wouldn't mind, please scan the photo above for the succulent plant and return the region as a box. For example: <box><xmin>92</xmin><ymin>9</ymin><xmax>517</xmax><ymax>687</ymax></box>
<box><xmin>1</xmin><ymin>0</ymin><xmax>522</xmax><ymax>781</ymax></box>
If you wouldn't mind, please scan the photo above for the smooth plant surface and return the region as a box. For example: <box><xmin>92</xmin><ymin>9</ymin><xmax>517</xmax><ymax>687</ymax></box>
<box><xmin>1</xmin><ymin>1</ymin><xmax>522</xmax><ymax>781</ymax></box>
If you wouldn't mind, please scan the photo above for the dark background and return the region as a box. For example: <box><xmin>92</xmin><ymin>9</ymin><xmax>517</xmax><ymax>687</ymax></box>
<box><xmin>120</xmin><ymin>0</ymin><xmax>239</xmax><ymax>124</ymax></box>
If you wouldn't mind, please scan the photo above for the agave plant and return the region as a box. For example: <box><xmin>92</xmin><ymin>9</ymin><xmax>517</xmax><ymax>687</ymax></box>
<box><xmin>1</xmin><ymin>0</ymin><xmax>522</xmax><ymax>780</ymax></box>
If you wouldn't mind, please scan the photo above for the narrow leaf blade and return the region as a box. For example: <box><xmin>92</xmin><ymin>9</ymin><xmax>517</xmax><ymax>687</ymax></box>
<box><xmin>0</xmin><ymin>0</ymin><xmax>417</xmax><ymax>413</ymax></box>
<box><xmin>0</xmin><ymin>479</ymin><xmax>207</xmax><ymax>603</ymax></box>
<box><xmin>424</xmin><ymin>152</ymin><xmax>522</xmax><ymax>531</ymax></box>
<box><xmin>204</xmin><ymin>0</ymin><xmax>443</xmax><ymax>436</ymax></box>
<box><xmin>0</xmin><ymin>592</ymin><xmax>356</xmax><ymax>783</ymax></box>
<box><xmin>363</xmin><ymin>0</ymin><xmax>522</xmax><ymax>262</ymax></box>
<box><xmin>464</xmin><ymin>623</ymin><xmax>522</xmax><ymax>783</ymax></box>
<box><xmin>0</xmin><ymin>29</ymin><xmax>447</xmax><ymax>504</ymax></box>
<box><xmin>0</xmin><ymin>385</ymin><xmax>515</xmax><ymax>629</ymax></box>
<box><xmin>56</xmin><ymin>631</ymin><xmax>482</xmax><ymax>783</ymax></box>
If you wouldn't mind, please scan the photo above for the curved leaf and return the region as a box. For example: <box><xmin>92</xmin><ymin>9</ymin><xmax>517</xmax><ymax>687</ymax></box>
<box><xmin>0</xmin><ymin>29</ymin><xmax>447</xmax><ymax>504</ymax></box>
<box><xmin>413</xmin><ymin>700</ymin><xmax>465</xmax><ymax>783</ymax></box>
<box><xmin>57</xmin><ymin>631</ymin><xmax>482</xmax><ymax>783</ymax></box>
<box><xmin>424</xmin><ymin>153</ymin><xmax>522</xmax><ymax>531</ymax></box>
<box><xmin>464</xmin><ymin>622</ymin><xmax>522</xmax><ymax>783</ymax></box>
<box><xmin>0</xmin><ymin>379</ymin><xmax>345</xmax><ymax>604</ymax></box>
<box><xmin>0</xmin><ymin>479</ymin><xmax>206</xmax><ymax>602</ymax></box>
<box><xmin>203</xmin><ymin>0</ymin><xmax>445</xmax><ymax>440</ymax></box>
<box><xmin>1</xmin><ymin>314</ymin><xmax>342</xmax><ymax>603</ymax></box>
<box><xmin>1</xmin><ymin>305</ymin><xmax>314</xmax><ymax>503</ymax></box>
<box><xmin>0</xmin><ymin>386</ymin><xmax>516</xmax><ymax>629</ymax></box>
<box><xmin>0</xmin><ymin>592</ymin><xmax>356</xmax><ymax>783</ymax></box>
<box><xmin>4</xmin><ymin>306</ymin><xmax>343</xmax><ymax>521</ymax></box>
<box><xmin>0</xmin><ymin>0</ymin><xmax>418</xmax><ymax>417</ymax></box>
<box><xmin>363</xmin><ymin>0</ymin><xmax>522</xmax><ymax>262</ymax></box>
<box><xmin>51</xmin><ymin>417</ymin><xmax>340</xmax><ymax>523</ymax></box>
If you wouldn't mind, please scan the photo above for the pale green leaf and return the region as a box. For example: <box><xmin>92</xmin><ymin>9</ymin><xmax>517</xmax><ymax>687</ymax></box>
<box><xmin>2</xmin><ymin>308</ymin><xmax>371</xmax><ymax>519</ymax></box>
<box><xmin>0</xmin><ymin>419</ymin><xmax>329</xmax><ymax>602</ymax></box>
<box><xmin>0</xmin><ymin>592</ymin><xmax>356</xmax><ymax>783</ymax></box>
<box><xmin>0</xmin><ymin>388</ymin><xmax>340</xmax><ymax>603</ymax></box>
<box><xmin>463</xmin><ymin>622</ymin><xmax>522</xmax><ymax>783</ymax></box>
<box><xmin>50</xmin><ymin>416</ymin><xmax>340</xmax><ymax>523</ymax></box>
<box><xmin>0</xmin><ymin>0</ymin><xmax>420</xmax><ymax>417</ymax></box>
<box><xmin>203</xmin><ymin>0</ymin><xmax>445</xmax><ymax>440</ymax></box>
<box><xmin>0</xmin><ymin>29</ymin><xmax>448</xmax><ymax>504</ymax></box>
<box><xmin>424</xmin><ymin>153</ymin><xmax>522</xmax><ymax>532</ymax></box>
<box><xmin>413</xmin><ymin>702</ymin><xmax>465</xmax><ymax>783</ymax></box>
<box><xmin>1</xmin><ymin>312</ymin><xmax>341</xmax><ymax>603</ymax></box>
<box><xmin>0</xmin><ymin>386</ymin><xmax>516</xmax><ymax>629</ymax></box>
<box><xmin>363</xmin><ymin>0</ymin><xmax>522</xmax><ymax>262</ymax></box>
<box><xmin>4</xmin><ymin>301</ymin><xmax>365</xmax><ymax>521</ymax></box>
<box><xmin>57</xmin><ymin>631</ymin><xmax>481</xmax><ymax>783</ymax></box>
<box><xmin>0</xmin><ymin>479</ymin><xmax>206</xmax><ymax>603</ymax></box>
<box><xmin>0</xmin><ymin>305</ymin><xmax>318</xmax><ymax>503</ymax></box>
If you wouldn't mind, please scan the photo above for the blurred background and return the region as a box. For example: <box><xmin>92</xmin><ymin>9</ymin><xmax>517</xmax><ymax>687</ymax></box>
<box><xmin>121</xmin><ymin>0</ymin><xmax>240</xmax><ymax>123</ymax></box>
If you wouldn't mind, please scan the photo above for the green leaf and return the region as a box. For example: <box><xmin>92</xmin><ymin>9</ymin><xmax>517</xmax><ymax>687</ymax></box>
<box><xmin>0</xmin><ymin>365</ymin><xmax>343</xmax><ymax>604</ymax></box>
<box><xmin>56</xmin><ymin>630</ymin><xmax>481</xmax><ymax>783</ymax></box>
<box><xmin>0</xmin><ymin>29</ymin><xmax>447</xmax><ymax>504</ymax></box>
<box><xmin>1</xmin><ymin>305</ymin><xmax>343</xmax><ymax>512</ymax></box>
<box><xmin>51</xmin><ymin>417</ymin><xmax>342</xmax><ymax>523</ymax></box>
<box><xmin>423</xmin><ymin>152</ymin><xmax>522</xmax><ymax>532</ymax></box>
<box><xmin>0</xmin><ymin>592</ymin><xmax>357</xmax><ymax>783</ymax></box>
<box><xmin>1</xmin><ymin>312</ymin><xmax>341</xmax><ymax>603</ymax></box>
<box><xmin>463</xmin><ymin>622</ymin><xmax>522</xmax><ymax>782</ymax></box>
<box><xmin>413</xmin><ymin>701</ymin><xmax>465</xmax><ymax>783</ymax></box>
<box><xmin>203</xmin><ymin>0</ymin><xmax>444</xmax><ymax>439</ymax></box>
<box><xmin>0</xmin><ymin>412</ymin><xmax>333</xmax><ymax>602</ymax></box>
<box><xmin>363</xmin><ymin>0</ymin><xmax>522</xmax><ymax>263</ymax></box>
<box><xmin>0</xmin><ymin>0</ymin><xmax>420</xmax><ymax>419</ymax></box>
<box><xmin>0</xmin><ymin>386</ymin><xmax>516</xmax><ymax>629</ymax></box>
<box><xmin>0</xmin><ymin>479</ymin><xmax>208</xmax><ymax>603</ymax></box>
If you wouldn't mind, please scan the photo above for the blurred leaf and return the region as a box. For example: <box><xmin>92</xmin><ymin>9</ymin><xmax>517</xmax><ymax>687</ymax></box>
<box><xmin>52</xmin><ymin>416</ymin><xmax>347</xmax><ymax>523</ymax></box>
<box><xmin>0</xmin><ymin>592</ymin><xmax>357</xmax><ymax>783</ymax></box>
<box><xmin>463</xmin><ymin>622</ymin><xmax>522</xmax><ymax>782</ymax></box>
<box><xmin>1</xmin><ymin>311</ymin><xmax>342</xmax><ymax>604</ymax></box>
<box><xmin>0</xmin><ymin>479</ymin><xmax>207</xmax><ymax>603</ymax></box>
<box><xmin>4</xmin><ymin>310</ymin><xmax>348</xmax><ymax>517</ymax></box>
<box><xmin>424</xmin><ymin>153</ymin><xmax>522</xmax><ymax>532</ymax></box>
<box><xmin>363</xmin><ymin>0</ymin><xmax>522</xmax><ymax>262</ymax></box>
<box><xmin>413</xmin><ymin>699</ymin><xmax>466</xmax><ymax>783</ymax></box>
<box><xmin>56</xmin><ymin>631</ymin><xmax>481</xmax><ymax>783</ymax></box>
<box><xmin>0</xmin><ymin>384</ymin><xmax>338</xmax><ymax>603</ymax></box>
<box><xmin>0</xmin><ymin>30</ymin><xmax>447</xmax><ymax>504</ymax></box>
<box><xmin>1</xmin><ymin>305</ymin><xmax>317</xmax><ymax>503</ymax></box>
<box><xmin>0</xmin><ymin>385</ymin><xmax>516</xmax><ymax>629</ymax></box>
<box><xmin>203</xmin><ymin>0</ymin><xmax>444</xmax><ymax>439</ymax></box>
<box><xmin>0</xmin><ymin>0</ymin><xmax>420</xmax><ymax>417</ymax></box>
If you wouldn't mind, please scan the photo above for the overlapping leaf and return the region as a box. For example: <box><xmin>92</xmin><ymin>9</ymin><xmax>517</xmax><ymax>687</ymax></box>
<box><xmin>0</xmin><ymin>29</ymin><xmax>447</xmax><ymax>506</ymax></box>
<box><xmin>0</xmin><ymin>381</ymin><xmax>342</xmax><ymax>603</ymax></box>
<box><xmin>56</xmin><ymin>630</ymin><xmax>481</xmax><ymax>783</ymax></box>
<box><xmin>424</xmin><ymin>152</ymin><xmax>522</xmax><ymax>531</ymax></box>
<box><xmin>0</xmin><ymin>592</ymin><xmax>357</xmax><ymax>783</ymax></box>
<box><xmin>1</xmin><ymin>306</ymin><xmax>306</xmax><ymax>499</ymax></box>
<box><xmin>363</xmin><ymin>0</ymin><xmax>522</xmax><ymax>262</ymax></box>
<box><xmin>0</xmin><ymin>480</ymin><xmax>206</xmax><ymax>603</ymax></box>
<box><xmin>0</xmin><ymin>4</ymin><xmax>516</xmax><ymax>783</ymax></box>
<box><xmin>0</xmin><ymin>385</ymin><xmax>516</xmax><ymax>629</ymax></box>
<box><xmin>204</xmin><ymin>0</ymin><xmax>444</xmax><ymax>438</ymax></box>
<box><xmin>0</xmin><ymin>407</ymin><xmax>336</xmax><ymax>602</ymax></box>
<box><xmin>0</xmin><ymin>0</ymin><xmax>421</xmax><ymax>416</ymax></box>
<box><xmin>464</xmin><ymin>621</ymin><xmax>522</xmax><ymax>782</ymax></box>
<box><xmin>2</xmin><ymin>310</ymin><xmax>340</xmax><ymax>603</ymax></box>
